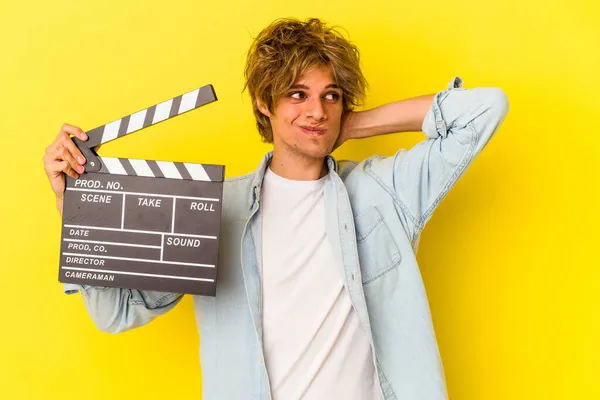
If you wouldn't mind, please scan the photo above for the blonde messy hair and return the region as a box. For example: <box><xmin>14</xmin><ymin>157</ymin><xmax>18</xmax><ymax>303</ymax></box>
<box><xmin>243</xmin><ymin>17</ymin><xmax>368</xmax><ymax>143</ymax></box>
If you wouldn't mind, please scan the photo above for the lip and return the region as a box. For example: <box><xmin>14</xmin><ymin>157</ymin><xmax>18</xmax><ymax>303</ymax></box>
<box><xmin>300</xmin><ymin>126</ymin><xmax>327</xmax><ymax>135</ymax></box>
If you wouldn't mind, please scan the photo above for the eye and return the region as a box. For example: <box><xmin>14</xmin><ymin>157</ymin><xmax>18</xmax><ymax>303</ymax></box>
<box><xmin>290</xmin><ymin>91</ymin><xmax>306</xmax><ymax>100</ymax></box>
<box><xmin>324</xmin><ymin>92</ymin><xmax>341</xmax><ymax>101</ymax></box>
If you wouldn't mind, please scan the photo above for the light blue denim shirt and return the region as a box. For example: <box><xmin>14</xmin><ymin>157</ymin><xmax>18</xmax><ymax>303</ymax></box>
<box><xmin>64</xmin><ymin>77</ymin><xmax>509</xmax><ymax>400</ymax></box>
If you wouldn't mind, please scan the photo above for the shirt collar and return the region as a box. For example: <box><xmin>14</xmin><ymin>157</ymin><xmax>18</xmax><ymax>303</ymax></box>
<box><xmin>249</xmin><ymin>151</ymin><xmax>338</xmax><ymax>210</ymax></box>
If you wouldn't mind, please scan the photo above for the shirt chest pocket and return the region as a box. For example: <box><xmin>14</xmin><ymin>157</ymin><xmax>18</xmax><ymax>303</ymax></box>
<box><xmin>354</xmin><ymin>206</ymin><xmax>402</xmax><ymax>284</ymax></box>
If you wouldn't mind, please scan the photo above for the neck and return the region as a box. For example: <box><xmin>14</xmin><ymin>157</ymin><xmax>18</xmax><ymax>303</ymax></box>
<box><xmin>269</xmin><ymin>148</ymin><xmax>328</xmax><ymax>181</ymax></box>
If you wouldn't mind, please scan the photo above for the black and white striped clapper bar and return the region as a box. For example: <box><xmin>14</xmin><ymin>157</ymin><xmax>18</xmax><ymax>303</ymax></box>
<box><xmin>58</xmin><ymin>84</ymin><xmax>224</xmax><ymax>296</ymax></box>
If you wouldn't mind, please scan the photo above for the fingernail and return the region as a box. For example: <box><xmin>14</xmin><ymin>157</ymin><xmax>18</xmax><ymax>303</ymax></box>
<box><xmin>78</xmin><ymin>156</ymin><xmax>85</xmax><ymax>164</ymax></box>
<box><xmin>81</xmin><ymin>133</ymin><xmax>88</xmax><ymax>140</ymax></box>
<box><xmin>77</xmin><ymin>165</ymin><xmax>84</xmax><ymax>173</ymax></box>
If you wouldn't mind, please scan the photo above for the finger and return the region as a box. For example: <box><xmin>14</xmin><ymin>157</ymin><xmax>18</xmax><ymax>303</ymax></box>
<box><xmin>57</xmin><ymin>146</ymin><xmax>85</xmax><ymax>175</ymax></box>
<box><xmin>45</xmin><ymin>140</ymin><xmax>62</xmax><ymax>156</ymax></box>
<box><xmin>60</xmin><ymin>123</ymin><xmax>88</xmax><ymax>141</ymax></box>
<box><xmin>42</xmin><ymin>152</ymin><xmax>54</xmax><ymax>165</ymax></box>
<box><xmin>45</xmin><ymin>160</ymin><xmax>79</xmax><ymax>180</ymax></box>
<box><xmin>58</xmin><ymin>132</ymin><xmax>87</xmax><ymax>167</ymax></box>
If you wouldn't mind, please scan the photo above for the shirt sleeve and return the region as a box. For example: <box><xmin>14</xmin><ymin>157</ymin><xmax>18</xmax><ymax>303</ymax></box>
<box><xmin>64</xmin><ymin>283</ymin><xmax>183</xmax><ymax>333</ymax></box>
<box><xmin>366</xmin><ymin>77</ymin><xmax>509</xmax><ymax>239</ymax></box>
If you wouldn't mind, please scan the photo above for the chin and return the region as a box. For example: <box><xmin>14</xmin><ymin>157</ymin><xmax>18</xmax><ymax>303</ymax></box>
<box><xmin>299</xmin><ymin>143</ymin><xmax>334</xmax><ymax>159</ymax></box>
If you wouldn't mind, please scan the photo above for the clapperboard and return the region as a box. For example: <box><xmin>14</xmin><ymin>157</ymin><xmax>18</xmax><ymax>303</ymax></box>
<box><xmin>58</xmin><ymin>84</ymin><xmax>224</xmax><ymax>296</ymax></box>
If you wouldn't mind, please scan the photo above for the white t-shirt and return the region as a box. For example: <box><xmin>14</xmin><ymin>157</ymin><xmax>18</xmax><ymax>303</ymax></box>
<box><xmin>260</xmin><ymin>167</ymin><xmax>381</xmax><ymax>400</ymax></box>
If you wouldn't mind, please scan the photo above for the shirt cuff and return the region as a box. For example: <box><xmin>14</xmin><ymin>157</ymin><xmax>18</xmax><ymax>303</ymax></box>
<box><xmin>63</xmin><ymin>283</ymin><xmax>83</xmax><ymax>295</ymax></box>
<box><xmin>421</xmin><ymin>76</ymin><xmax>463</xmax><ymax>139</ymax></box>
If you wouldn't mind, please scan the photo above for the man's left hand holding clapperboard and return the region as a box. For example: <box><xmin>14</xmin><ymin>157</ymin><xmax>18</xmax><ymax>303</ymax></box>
<box><xmin>57</xmin><ymin>84</ymin><xmax>224</xmax><ymax>296</ymax></box>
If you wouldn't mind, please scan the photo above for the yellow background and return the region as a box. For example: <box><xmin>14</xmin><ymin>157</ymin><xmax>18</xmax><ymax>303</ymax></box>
<box><xmin>1</xmin><ymin>0</ymin><xmax>598</xmax><ymax>399</ymax></box>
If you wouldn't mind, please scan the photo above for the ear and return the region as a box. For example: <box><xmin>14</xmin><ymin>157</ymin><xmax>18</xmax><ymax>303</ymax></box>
<box><xmin>256</xmin><ymin>99</ymin><xmax>272</xmax><ymax>118</ymax></box>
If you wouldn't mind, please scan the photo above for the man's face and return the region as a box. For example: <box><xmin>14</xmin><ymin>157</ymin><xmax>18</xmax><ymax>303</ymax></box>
<box><xmin>258</xmin><ymin>65</ymin><xmax>344</xmax><ymax>161</ymax></box>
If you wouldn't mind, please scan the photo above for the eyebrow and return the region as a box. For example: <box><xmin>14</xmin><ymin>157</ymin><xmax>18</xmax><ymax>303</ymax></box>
<box><xmin>289</xmin><ymin>83</ymin><xmax>341</xmax><ymax>90</ymax></box>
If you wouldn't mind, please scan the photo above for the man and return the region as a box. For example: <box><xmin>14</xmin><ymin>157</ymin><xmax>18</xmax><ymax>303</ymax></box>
<box><xmin>43</xmin><ymin>17</ymin><xmax>508</xmax><ymax>400</ymax></box>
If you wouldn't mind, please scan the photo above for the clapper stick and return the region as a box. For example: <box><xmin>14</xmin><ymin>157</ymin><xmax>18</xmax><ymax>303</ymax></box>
<box><xmin>73</xmin><ymin>84</ymin><xmax>217</xmax><ymax>174</ymax></box>
<box><xmin>60</xmin><ymin>83</ymin><xmax>224</xmax><ymax>296</ymax></box>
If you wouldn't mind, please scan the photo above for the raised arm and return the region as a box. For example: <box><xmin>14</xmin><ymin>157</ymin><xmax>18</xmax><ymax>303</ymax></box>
<box><xmin>341</xmin><ymin>77</ymin><xmax>509</xmax><ymax>238</ymax></box>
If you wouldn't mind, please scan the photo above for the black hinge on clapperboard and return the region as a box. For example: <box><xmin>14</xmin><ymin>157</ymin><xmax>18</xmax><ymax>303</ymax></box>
<box><xmin>58</xmin><ymin>84</ymin><xmax>224</xmax><ymax>296</ymax></box>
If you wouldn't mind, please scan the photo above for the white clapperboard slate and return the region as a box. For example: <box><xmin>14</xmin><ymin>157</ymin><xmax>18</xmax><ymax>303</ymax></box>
<box><xmin>58</xmin><ymin>84</ymin><xmax>224</xmax><ymax>296</ymax></box>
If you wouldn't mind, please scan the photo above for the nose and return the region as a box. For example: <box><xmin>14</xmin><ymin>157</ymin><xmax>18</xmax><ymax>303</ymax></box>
<box><xmin>304</xmin><ymin>96</ymin><xmax>327</xmax><ymax>121</ymax></box>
